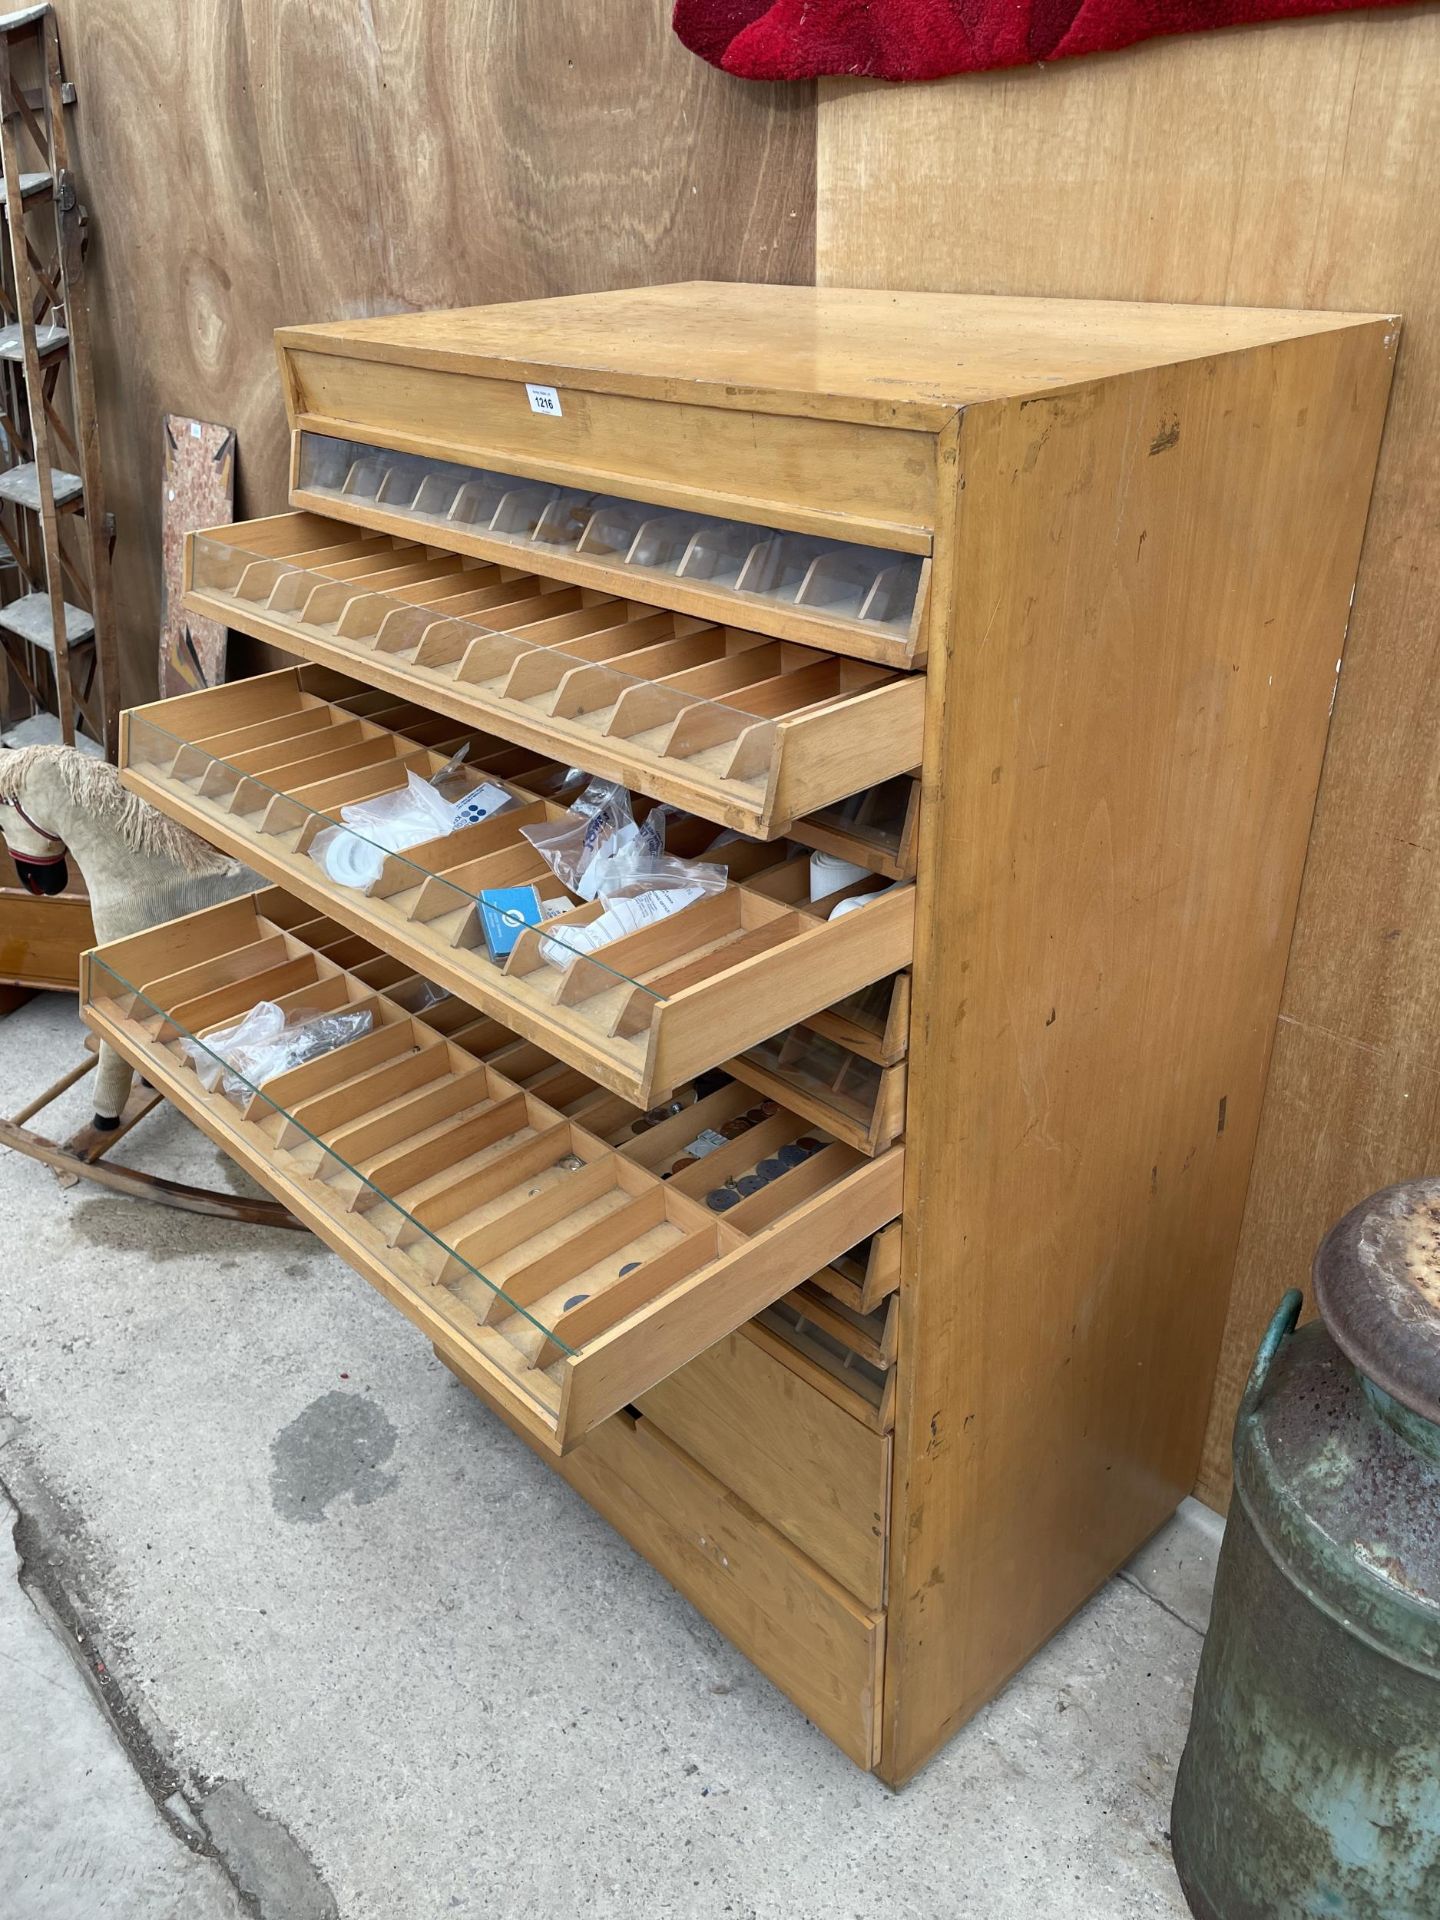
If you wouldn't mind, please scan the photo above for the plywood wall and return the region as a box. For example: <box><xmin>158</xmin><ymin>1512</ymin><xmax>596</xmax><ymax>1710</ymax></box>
<box><xmin>51</xmin><ymin>0</ymin><xmax>815</xmax><ymax>701</ymax></box>
<box><xmin>819</xmin><ymin>8</ymin><xmax>1438</xmax><ymax>1504</ymax></box>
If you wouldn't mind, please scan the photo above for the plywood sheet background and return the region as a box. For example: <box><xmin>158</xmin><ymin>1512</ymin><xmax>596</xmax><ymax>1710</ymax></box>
<box><xmin>818</xmin><ymin>6</ymin><xmax>1438</xmax><ymax>1505</ymax></box>
<box><xmin>50</xmin><ymin>0</ymin><xmax>815</xmax><ymax>702</ymax></box>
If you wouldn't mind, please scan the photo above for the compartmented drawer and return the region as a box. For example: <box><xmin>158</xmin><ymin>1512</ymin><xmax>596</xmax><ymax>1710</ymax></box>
<box><xmin>751</xmin><ymin>1281</ymin><xmax>899</xmax><ymax>1438</ymax></box>
<box><xmin>786</xmin><ymin>774</ymin><xmax>920</xmax><ymax>883</ymax></box>
<box><xmin>729</xmin><ymin>1022</ymin><xmax>907</xmax><ymax>1155</ymax></box>
<box><xmin>436</xmin><ymin>1351</ymin><xmax>885</xmax><ymax>1769</ymax></box>
<box><xmin>727</xmin><ymin>970</ymin><xmax>911</xmax><ymax>1154</ymax></box>
<box><xmin>119</xmin><ymin>669</ymin><xmax>915</xmax><ymax>1106</ymax></box>
<box><xmin>182</xmin><ymin>513</ymin><xmax>926</xmax><ymax>836</ymax></box>
<box><xmin>285</xmin><ymin>433</ymin><xmax>930</xmax><ymax>663</ymax></box>
<box><xmin>808</xmin><ymin>1220</ymin><xmax>903</xmax><ymax>1317</ymax></box>
<box><xmin>82</xmin><ymin>891</ymin><xmax>903</xmax><ymax>1455</ymax></box>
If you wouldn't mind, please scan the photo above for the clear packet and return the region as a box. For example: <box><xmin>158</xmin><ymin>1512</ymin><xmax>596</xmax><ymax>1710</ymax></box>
<box><xmin>181</xmin><ymin>1002</ymin><xmax>374</xmax><ymax>1103</ymax></box>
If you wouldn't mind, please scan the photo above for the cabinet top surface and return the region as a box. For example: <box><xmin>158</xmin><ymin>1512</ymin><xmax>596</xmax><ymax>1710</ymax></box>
<box><xmin>276</xmin><ymin>282</ymin><xmax>1392</xmax><ymax>429</ymax></box>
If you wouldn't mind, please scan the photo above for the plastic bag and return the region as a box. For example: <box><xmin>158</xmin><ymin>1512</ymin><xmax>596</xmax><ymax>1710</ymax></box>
<box><xmin>181</xmin><ymin>1002</ymin><xmax>374</xmax><ymax>1102</ymax></box>
<box><xmin>520</xmin><ymin>781</ymin><xmax>667</xmax><ymax>901</ymax></box>
<box><xmin>309</xmin><ymin>772</ymin><xmax>516</xmax><ymax>892</ymax></box>
<box><xmin>536</xmin><ymin>845</ymin><xmax>727</xmax><ymax>969</ymax></box>
<box><xmin>309</xmin><ymin>771</ymin><xmax>455</xmax><ymax>891</ymax></box>
<box><xmin>578</xmin><ymin>839</ymin><xmax>726</xmax><ymax>906</ymax></box>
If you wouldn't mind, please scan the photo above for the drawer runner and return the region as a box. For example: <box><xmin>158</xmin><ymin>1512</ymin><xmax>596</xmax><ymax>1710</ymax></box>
<box><xmin>82</xmin><ymin>890</ymin><xmax>903</xmax><ymax>1455</ymax></box>
<box><xmin>119</xmin><ymin>668</ymin><xmax>915</xmax><ymax>1107</ymax></box>
<box><xmin>183</xmin><ymin>510</ymin><xmax>926</xmax><ymax>836</ymax></box>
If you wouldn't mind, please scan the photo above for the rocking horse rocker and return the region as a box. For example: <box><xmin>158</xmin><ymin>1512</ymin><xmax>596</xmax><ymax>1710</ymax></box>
<box><xmin>0</xmin><ymin>743</ymin><xmax>299</xmax><ymax>1224</ymax></box>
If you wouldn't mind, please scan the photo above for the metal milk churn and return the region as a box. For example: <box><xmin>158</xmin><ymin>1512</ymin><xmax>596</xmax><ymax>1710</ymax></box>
<box><xmin>1171</xmin><ymin>1177</ymin><xmax>1440</xmax><ymax>1920</ymax></box>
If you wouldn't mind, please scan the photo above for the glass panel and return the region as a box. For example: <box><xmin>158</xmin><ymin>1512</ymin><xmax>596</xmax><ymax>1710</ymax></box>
<box><xmin>83</xmin><ymin>954</ymin><xmax>579</xmax><ymax>1352</ymax></box>
<box><xmin>742</xmin><ymin>1027</ymin><xmax>883</xmax><ymax>1117</ymax></box>
<box><xmin>292</xmin><ymin>430</ymin><xmax>922</xmax><ymax>636</ymax></box>
<box><xmin>121</xmin><ymin>709</ymin><xmax>669</xmax><ymax>1005</ymax></box>
<box><xmin>802</xmin><ymin>775</ymin><xmax>915</xmax><ymax>862</ymax></box>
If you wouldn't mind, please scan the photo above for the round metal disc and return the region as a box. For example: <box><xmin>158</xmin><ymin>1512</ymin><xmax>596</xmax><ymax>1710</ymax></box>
<box><xmin>1312</xmin><ymin>1176</ymin><xmax>1440</xmax><ymax>1424</ymax></box>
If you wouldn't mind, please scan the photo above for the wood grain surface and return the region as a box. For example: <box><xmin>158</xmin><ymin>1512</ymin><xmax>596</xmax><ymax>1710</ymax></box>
<box><xmin>50</xmin><ymin>0</ymin><xmax>815</xmax><ymax>701</ymax></box>
<box><xmin>817</xmin><ymin>7</ymin><xmax>1438</xmax><ymax>1507</ymax></box>
<box><xmin>883</xmin><ymin>325</ymin><xmax>1391</xmax><ymax>1781</ymax></box>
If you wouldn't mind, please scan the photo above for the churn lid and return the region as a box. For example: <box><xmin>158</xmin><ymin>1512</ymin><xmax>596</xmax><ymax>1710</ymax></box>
<box><xmin>1313</xmin><ymin>1176</ymin><xmax>1440</xmax><ymax>1425</ymax></box>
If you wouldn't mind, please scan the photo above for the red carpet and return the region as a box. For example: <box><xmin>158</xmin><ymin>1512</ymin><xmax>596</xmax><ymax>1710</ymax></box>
<box><xmin>673</xmin><ymin>0</ymin><xmax>1413</xmax><ymax>82</ymax></box>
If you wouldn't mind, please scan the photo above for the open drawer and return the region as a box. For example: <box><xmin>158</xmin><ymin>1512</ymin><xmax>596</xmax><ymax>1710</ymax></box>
<box><xmin>182</xmin><ymin>512</ymin><xmax>927</xmax><ymax>836</ymax></box>
<box><xmin>119</xmin><ymin>669</ymin><xmax>915</xmax><ymax>1106</ymax></box>
<box><xmin>82</xmin><ymin>890</ymin><xmax>903</xmax><ymax>1455</ymax></box>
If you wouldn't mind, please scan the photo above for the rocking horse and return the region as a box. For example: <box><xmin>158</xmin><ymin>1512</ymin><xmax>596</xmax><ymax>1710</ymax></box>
<box><xmin>0</xmin><ymin>743</ymin><xmax>298</xmax><ymax>1224</ymax></box>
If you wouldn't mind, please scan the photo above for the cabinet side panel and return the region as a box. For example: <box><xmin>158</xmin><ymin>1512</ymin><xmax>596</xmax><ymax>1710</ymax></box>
<box><xmin>883</xmin><ymin>324</ymin><xmax>1395</xmax><ymax>1784</ymax></box>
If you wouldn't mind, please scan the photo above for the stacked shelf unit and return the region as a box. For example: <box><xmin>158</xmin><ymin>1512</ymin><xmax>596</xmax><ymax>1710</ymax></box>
<box><xmin>0</xmin><ymin>4</ymin><xmax>116</xmax><ymax>755</ymax></box>
<box><xmin>86</xmin><ymin>285</ymin><xmax>1396</xmax><ymax>1782</ymax></box>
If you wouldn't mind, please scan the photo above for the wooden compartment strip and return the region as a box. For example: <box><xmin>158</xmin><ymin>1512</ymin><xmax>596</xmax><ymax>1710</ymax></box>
<box><xmin>119</xmin><ymin>668</ymin><xmax>915</xmax><ymax>1105</ymax></box>
<box><xmin>183</xmin><ymin>511</ymin><xmax>927</xmax><ymax>835</ymax></box>
<box><xmin>82</xmin><ymin>892</ymin><xmax>903</xmax><ymax>1455</ymax></box>
<box><xmin>288</xmin><ymin>430</ymin><xmax>929</xmax><ymax>666</ymax></box>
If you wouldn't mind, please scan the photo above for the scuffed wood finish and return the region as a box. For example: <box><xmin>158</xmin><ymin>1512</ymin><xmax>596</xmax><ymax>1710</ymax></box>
<box><xmin>883</xmin><ymin>327</ymin><xmax>1395</xmax><ymax>1783</ymax></box>
<box><xmin>636</xmin><ymin>1329</ymin><xmax>889</xmax><ymax>1607</ymax></box>
<box><xmin>816</xmin><ymin>9</ymin><xmax>1440</xmax><ymax>1509</ymax></box>
<box><xmin>50</xmin><ymin>0</ymin><xmax>815</xmax><ymax>699</ymax></box>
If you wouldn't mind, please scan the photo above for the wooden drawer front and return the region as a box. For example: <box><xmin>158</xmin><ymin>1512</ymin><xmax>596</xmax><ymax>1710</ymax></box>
<box><xmin>281</xmin><ymin>342</ymin><xmax>935</xmax><ymax>549</ymax></box>
<box><xmin>82</xmin><ymin>893</ymin><xmax>903</xmax><ymax>1456</ymax></box>
<box><xmin>436</xmin><ymin>1340</ymin><xmax>884</xmax><ymax>1769</ymax></box>
<box><xmin>182</xmin><ymin>512</ymin><xmax>927</xmax><ymax>833</ymax></box>
<box><xmin>1</xmin><ymin>856</ymin><xmax>94</xmax><ymax>989</ymax></box>
<box><xmin>637</xmin><ymin>1330</ymin><xmax>890</xmax><ymax>1609</ymax></box>
<box><xmin>119</xmin><ymin>668</ymin><xmax>915</xmax><ymax>1107</ymax></box>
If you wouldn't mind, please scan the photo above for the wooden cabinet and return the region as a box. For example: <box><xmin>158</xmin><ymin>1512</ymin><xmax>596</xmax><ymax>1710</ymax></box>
<box><xmin>86</xmin><ymin>285</ymin><xmax>1396</xmax><ymax>1783</ymax></box>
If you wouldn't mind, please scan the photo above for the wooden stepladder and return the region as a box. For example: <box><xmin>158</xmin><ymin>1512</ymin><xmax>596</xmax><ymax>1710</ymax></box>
<box><xmin>0</xmin><ymin>4</ymin><xmax>116</xmax><ymax>758</ymax></box>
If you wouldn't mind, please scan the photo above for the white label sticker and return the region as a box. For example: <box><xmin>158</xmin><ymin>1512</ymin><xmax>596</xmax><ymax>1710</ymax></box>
<box><xmin>525</xmin><ymin>383</ymin><xmax>563</xmax><ymax>417</ymax></box>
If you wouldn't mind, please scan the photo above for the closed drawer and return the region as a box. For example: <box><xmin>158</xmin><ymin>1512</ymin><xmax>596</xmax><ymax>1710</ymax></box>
<box><xmin>436</xmin><ymin>1344</ymin><xmax>885</xmax><ymax>1770</ymax></box>
<box><xmin>82</xmin><ymin>891</ymin><xmax>903</xmax><ymax>1456</ymax></box>
<box><xmin>727</xmin><ymin>971</ymin><xmax>911</xmax><ymax>1154</ymax></box>
<box><xmin>810</xmin><ymin>1219</ymin><xmax>903</xmax><ymax>1317</ymax></box>
<box><xmin>787</xmin><ymin>774</ymin><xmax>920</xmax><ymax>883</ymax></box>
<box><xmin>183</xmin><ymin>512</ymin><xmax>927</xmax><ymax>833</ymax></box>
<box><xmin>637</xmin><ymin>1329</ymin><xmax>890</xmax><ymax>1609</ymax></box>
<box><xmin>279</xmin><ymin>328</ymin><xmax>936</xmax><ymax>550</ymax></box>
<box><xmin>119</xmin><ymin>668</ymin><xmax>915</xmax><ymax>1107</ymax></box>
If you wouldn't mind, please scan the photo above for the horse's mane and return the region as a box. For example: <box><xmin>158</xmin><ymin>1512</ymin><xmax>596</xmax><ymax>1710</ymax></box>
<box><xmin>0</xmin><ymin>744</ymin><xmax>239</xmax><ymax>876</ymax></box>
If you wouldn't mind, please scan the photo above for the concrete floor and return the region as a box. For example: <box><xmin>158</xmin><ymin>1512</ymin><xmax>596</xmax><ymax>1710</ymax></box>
<box><xmin>0</xmin><ymin>990</ymin><xmax>1221</xmax><ymax>1919</ymax></box>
